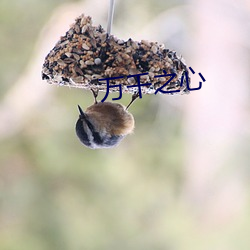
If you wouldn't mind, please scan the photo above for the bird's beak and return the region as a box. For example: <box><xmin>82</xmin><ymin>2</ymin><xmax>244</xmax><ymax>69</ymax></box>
<box><xmin>77</xmin><ymin>105</ymin><xmax>86</xmax><ymax>119</ymax></box>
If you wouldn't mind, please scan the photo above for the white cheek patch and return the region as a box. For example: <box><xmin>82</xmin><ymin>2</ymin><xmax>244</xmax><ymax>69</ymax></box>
<box><xmin>83</xmin><ymin>122</ymin><xmax>94</xmax><ymax>146</ymax></box>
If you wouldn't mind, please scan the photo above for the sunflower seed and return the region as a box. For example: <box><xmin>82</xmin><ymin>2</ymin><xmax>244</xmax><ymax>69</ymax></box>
<box><xmin>85</xmin><ymin>60</ymin><xmax>94</xmax><ymax>65</ymax></box>
<box><xmin>82</xmin><ymin>43</ymin><xmax>90</xmax><ymax>50</ymax></box>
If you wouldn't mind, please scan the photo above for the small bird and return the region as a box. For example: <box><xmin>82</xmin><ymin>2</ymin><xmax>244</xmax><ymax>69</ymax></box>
<box><xmin>75</xmin><ymin>90</ymin><xmax>138</xmax><ymax>149</ymax></box>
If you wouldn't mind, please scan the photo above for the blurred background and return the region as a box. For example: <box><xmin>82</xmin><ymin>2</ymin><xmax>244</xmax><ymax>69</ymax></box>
<box><xmin>1</xmin><ymin>0</ymin><xmax>250</xmax><ymax>249</ymax></box>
